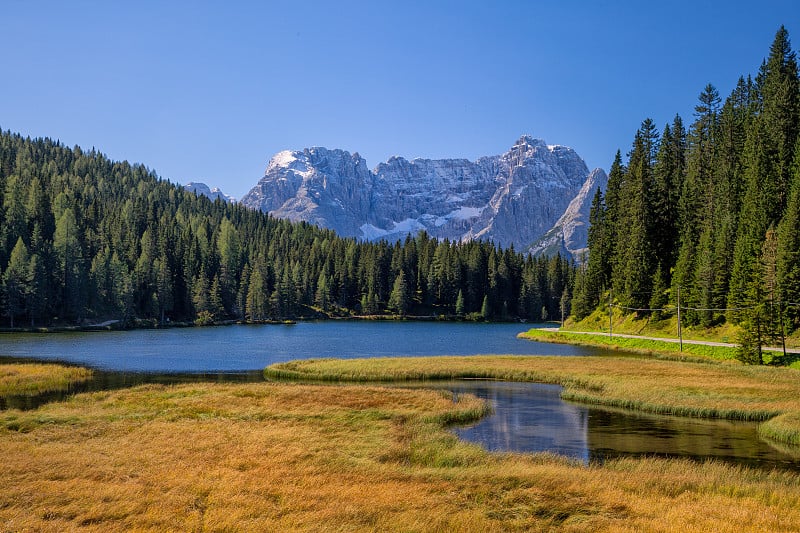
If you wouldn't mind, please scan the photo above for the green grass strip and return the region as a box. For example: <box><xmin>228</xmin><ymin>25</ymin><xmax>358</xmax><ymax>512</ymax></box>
<box><xmin>519</xmin><ymin>329</ymin><xmax>741</xmax><ymax>362</ymax></box>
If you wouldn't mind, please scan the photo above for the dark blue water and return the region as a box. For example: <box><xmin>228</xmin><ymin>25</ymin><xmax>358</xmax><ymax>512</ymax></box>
<box><xmin>0</xmin><ymin>322</ymin><xmax>610</xmax><ymax>372</ymax></box>
<box><xmin>430</xmin><ymin>381</ymin><xmax>800</xmax><ymax>470</ymax></box>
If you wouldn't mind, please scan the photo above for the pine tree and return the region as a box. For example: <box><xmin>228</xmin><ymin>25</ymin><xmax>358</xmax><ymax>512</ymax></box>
<box><xmin>388</xmin><ymin>270</ymin><xmax>410</xmax><ymax>316</ymax></box>
<box><xmin>761</xmin><ymin>226</ymin><xmax>783</xmax><ymax>347</ymax></box>
<box><xmin>246</xmin><ymin>264</ymin><xmax>268</xmax><ymax>321</ymax></box>
<box><xmin>455</xmin><ymin>289</ymin><xmax>465</xmax><ymax>316</ymax></box>
<box><xmin>651</xmin><ymin>116</ymin><xmax>685</xmax><ymax>275</ymax></box>
<box><xmin>674</xmin><ymin>86</ymin><xmax>719</xmax><ymax>325</ymax></box>
<box><xmin>192</xmin><ymin>268</ymin><xmax>211</xmax><ymax>319</ymax></box>
<box><xmin>759</xmin><ymin>26</ymin><xmax>800</xmax><ymax>217</ymax></box>
<box><xmin>315</xmin><ymin>271</ymin><xmax>331</xmax><ymax>311</ymax></box>
<box><xmin>730</xmin><ymin>27</ymin><xmax>800</xmax><ymax>320</ymax></box>
<box><xmin>209</xmin><ymin>275</ymin><xmax>224</xmax><ymax>319</ymax></box>
<box><xmin>728</xmin><ymin>119</ymin><xmax>771</xmax><ymax>318</ymax></box>
<box><xmin>579</xmin><ymin>187</ymin><xmax>607</xmax><ymax>313</ymax></box>
<box><xmin>3</xmin><ymin>238</ymin><xmax>29</xmax><ymax>327</ymax></box>
<box><xmin>707</xmin><ymin>78</ymin><xmax>755</xmax><ymax>315</ymax></box>
<box><xmin>110</xmin><ymin>253</ymin><xmax>133</xmax><ymax>324</ymax></box>
<box><xmin>480</xmin><ymin>294</ymin><xmax>490</xmax><ymax>320</ymax></box>
<box><xmin>613</xmin><ymin>119</ymin><xmax>659</xmax><ymax>310</ymax></box>
<box><xmin>777</xmin><ymin>138</ymin><xmax>800</xmax><ymax>328</ymax></box>
<box><xmin>27</xmin><ymin>253</ymin><xmax>47</xmax><ymax>326</ymax></box>
<box><xmin>156</xmin><ymin>259</ymin><xmax>173</xmax><ymax>324</ymax></box>
<box><xmin>53</xmin><ymin>207</ymin><xmax>83</xmax><ymax>321</ymax></box>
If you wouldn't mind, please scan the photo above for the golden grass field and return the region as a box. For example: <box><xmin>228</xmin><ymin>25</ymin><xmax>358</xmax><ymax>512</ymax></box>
<box><xmin>0</xmin><ymin>356</ymin><xmax>799</xmax><ymax>531</ymax></box>
<box><xmin>0</xmin><ymin>363</ymin><xmax>92</xmax><ymax>397</ymax></box>
<box><xmin>267</xmin><ymin>355</ymin><xmax>800</xmax><ymax>437</ymax></box>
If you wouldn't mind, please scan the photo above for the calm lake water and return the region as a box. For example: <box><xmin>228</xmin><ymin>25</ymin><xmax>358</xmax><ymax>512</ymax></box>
<box><xmin>434</xmin><ymin>381</ymin><xmax>800</xmax><ymax>470</ymax></box>
<box><xmin>1</xmin><ymin>321</ymin><xmax>798</xmax><ymax>470</ymax></box>
<box><xmin>0</xmin><ymin>322</ymin><xmax>606</xmax><ymax>372</ymax></box>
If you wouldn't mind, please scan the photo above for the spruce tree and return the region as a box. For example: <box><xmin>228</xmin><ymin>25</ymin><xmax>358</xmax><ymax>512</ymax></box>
<box><xmin>728</xmin><ymin>119</ymin><xmax>771</xmax><ymax>319</ymax></box>
<box><xmin>575</xmin><ymin>187</ymin><xmax>606</xmax><ymax>317</ymax></box>
<box><xmin>27</xmin><ymin>253</ymin><xmax>47</xmax><ymax>326</ymax></box>
<box><xmin>480</xmin><ymin>294</ymin><xmax>490</xmax><ymax>320</ymax></box>
<box><xmin>759</xmin><ymin>26</ymin><xmax>800</xmax><ymax>217</ymax></box>
<box><xmin>776</xmin><ymin>137</ymin><xmax>800</xmax><ymax>328</ymax></box>
<box><xmin>388</xmin><ymin>270</ymin><xmax>410</xmax><ymax>316</ymax></box>
<box><xmin>246</xmin><ymin>264</ymin><xmax>268</xmax><ymax>321</ymax></box>
<box><xmin>601</xmin><ymin>151</ymin><xmax>624</xmax><ymax>287</ymax></box>
<box><xmin>53</xmin><ymin>207</ymin><xmax>83</xmax><ymax>321</ymax></box>
<box><xmin>455</xmin><ymin>289</ymin><xmax>465</xmax><ymax>316</ymax></box>
<box><xmin>674</xmin><ymin>86</ymin><xmax>719</xmax><ymax>324</ymax></box>
<box><xmin>613</xmin><ymin>119</ymin><xmax>659</xmax><ymax>310</ymax></box>
<box><xmin>3</xmin><ymin>238</ymin><xmax>29</xmax><ymax>327</ymax></box>
<box><xmin>651</xmin><ymin>116</ymin><xmax>685</xmax><ymax>276</ymax></box>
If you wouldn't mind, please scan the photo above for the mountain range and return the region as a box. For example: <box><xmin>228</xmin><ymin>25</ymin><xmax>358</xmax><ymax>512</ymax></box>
<box><xmin>183</xmin><ymin>182</ymin><xmax>236</xmax><ymax>203</ymax></box>
<box><xmin>189</xmin><ymin>136</ymin><xmax>606</xmax><ymax>259</ymax></box>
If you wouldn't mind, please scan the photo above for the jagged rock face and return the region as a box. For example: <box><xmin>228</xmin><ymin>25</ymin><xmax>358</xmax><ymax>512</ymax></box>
<box><xmin>528</xmin><ymin>168</ymin><xmax>609</xmax><ymax>260</ymax></box>
<box><xmin>184</xmin><ymin>182</ymin><xmax>235</xmax><ymax>203</ymax></box>
<box><xmin>244</xmin><ymin>148</ymin><xmax>374</xmax><ymax>235</ymax></box>
<box><xmin>240</xmin><ymin>135</ymin><xmax>604</xmax><ymax>256</ymax></box>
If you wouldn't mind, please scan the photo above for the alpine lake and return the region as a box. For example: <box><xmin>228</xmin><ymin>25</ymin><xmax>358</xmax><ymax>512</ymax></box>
<box><xmin>0</xmin><ymin>321</ymin><xmax>797</xmax><ymax>470</ymax></box>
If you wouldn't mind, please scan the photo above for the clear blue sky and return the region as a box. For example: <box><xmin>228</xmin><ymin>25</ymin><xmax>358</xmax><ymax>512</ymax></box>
<box><xmin>2</xmin><ymin>1</ymin><xmax>798</xmax><ymax>199</ymax></box>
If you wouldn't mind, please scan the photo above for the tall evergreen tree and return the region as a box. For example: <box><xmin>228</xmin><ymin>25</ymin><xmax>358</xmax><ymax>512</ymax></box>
<box><xmin>3</xmin><ymin>238</ymin><xmax>29</xmax><ymax>328</ymax></box>
<box><xmin>53</xmin><ymin>207</ymin><xmax>84</xmax><ymax>321</ymax></box>
<box><xmin>776</xmin><ymin>137</ymin><xmax>800</xmax><ymax>328</ymax></box>
<box><xmin>613</xmin><ymin>118</ymin><xmax>659</xmax><ymax>310</ymax></box>
<box><xmin>388</xmin><ymin>270</ymin><xmax>410</xmax><ymax>316</ymax></box>
<box><xmin>728</xmin><ymin>118</ymin><xmax>772</xmax><ymax>318</ymax></box>
<box><xmin>758</xmin><ymin>26</ymin><xmax>800</xmax><ymax>217</ymax></box>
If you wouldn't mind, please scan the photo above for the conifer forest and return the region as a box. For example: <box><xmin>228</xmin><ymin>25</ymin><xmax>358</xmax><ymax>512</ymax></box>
<box><xmin>571</xmin><ymin>27</ymin><xmax>800</xmax><ymax>361</ymax></box>
<box><xmin>0</xmin><ymin>132</ymin><xmax>572</xmax><ymax>327</ymax></box>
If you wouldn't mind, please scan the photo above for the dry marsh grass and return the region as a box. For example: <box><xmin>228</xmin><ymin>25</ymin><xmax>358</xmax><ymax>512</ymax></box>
<box><xmin>266</xmin><ymin>355</ymin><xmax>800</xmax><ymax>436</ymax></box>
<box><xmin>0</xmin><ymin>363</ymin><xmax>92</xmax><ymax>397</ymax></box>
<box><xmin>2</xmin><ymin>379</ymin><xmax>800</xmax><ymax>531</ymax></box>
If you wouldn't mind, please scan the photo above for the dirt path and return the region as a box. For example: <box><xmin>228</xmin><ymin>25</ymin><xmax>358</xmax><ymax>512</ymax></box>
<box><xmin>539</xmin><ymin>327</ymin><xmax>800</xmax><ymax>354</ymax></box>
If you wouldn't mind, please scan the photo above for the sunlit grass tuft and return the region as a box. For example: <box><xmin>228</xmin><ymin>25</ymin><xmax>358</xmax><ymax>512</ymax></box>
<box><xmin>0</xmin><ymin>363</ymin><xmax>92</xmax><ymax>397</ymax></box>
<box><xmin>266</xmin><ymin>355</ymin><xmax>800</xmax><ymax>438</ymax></box>
<box><xmin>760</xmin><ymin>411</ymin><xmax>800</xmax><ymax>447</ymax></box>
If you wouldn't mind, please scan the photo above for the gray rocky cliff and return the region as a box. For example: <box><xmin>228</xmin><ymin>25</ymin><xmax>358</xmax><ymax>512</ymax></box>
<box><xmin>184</xmin><ymin>182</ymin><xmax>235</xmax><ymax>203</ymax></box>
<box><xmin>527</xmin><ymin>167</ymin><xmax>609</xmax><ymax>260</ymax></box>
<box><xmin>240</xmin><ymin>135</ymin><xmax>605</xmax><ymax>258</ymax></box>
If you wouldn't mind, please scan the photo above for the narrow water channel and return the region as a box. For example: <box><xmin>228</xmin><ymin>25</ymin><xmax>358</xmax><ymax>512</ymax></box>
<box><xmin>429</xmin><ymin>381</ymin><xmax>800</xmax><ymax>470</ymax></box>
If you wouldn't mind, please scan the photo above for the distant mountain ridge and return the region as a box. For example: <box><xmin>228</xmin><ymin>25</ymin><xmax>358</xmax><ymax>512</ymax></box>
<box><xmin>183</xmin><ymin>182</ymin><xmax>236</xmax><ymax>203</ymax></box>
<box><xmin>239</xmin><ymin>136</ymin><xmax>606</xmax><ymax>258</ymax></box>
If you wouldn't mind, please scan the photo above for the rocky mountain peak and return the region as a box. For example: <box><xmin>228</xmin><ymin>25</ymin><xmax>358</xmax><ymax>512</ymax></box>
<box><xmin>183</xmin><ymin>182</ymin><xmax>235</xmax><ymax>203</ymax></box>
<box><xmin>240</xmin><ymin>136</ymin><xmax>606</xmax><ymax>258</ymax></box>
<box><xmin>527</xmin><ymin>167</ymin><xmax>609</xmax><ymax>259</ymax></box>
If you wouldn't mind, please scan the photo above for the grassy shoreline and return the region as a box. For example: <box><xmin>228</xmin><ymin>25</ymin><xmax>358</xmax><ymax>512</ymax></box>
<box><xmin>563</xmin><ymin>307</ymin><xmax>800</xmax><ymax>349</ymax></box>
<box><xmin>265</xmin><ymin>355</ymin><xmax>800</xmax><ymax>446</ymax></box>
<box><xmin>521</xmin><ymin>327</ymin><xmax>800</xmax><ymax>369</ymax></box>
<box><xmin>519</xmin><ymin>328</ymin><xmax>742</xmax><ymax>362</ymax></box>
<box><xmin>0</xmin><ymin>363</ymin><xmax>93</xmax><ymax>398</ymax></box>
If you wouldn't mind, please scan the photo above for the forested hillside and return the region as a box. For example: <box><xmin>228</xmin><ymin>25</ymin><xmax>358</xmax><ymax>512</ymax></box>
<box><xmin>0</xmin><ymin>131</ymin><xmax>573</xmax><ymax>327</ymax></box>
<box><xmin>572</xmin><ymin>27</ymin><xmax>800</xmax><ymax>361</ymax></box>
